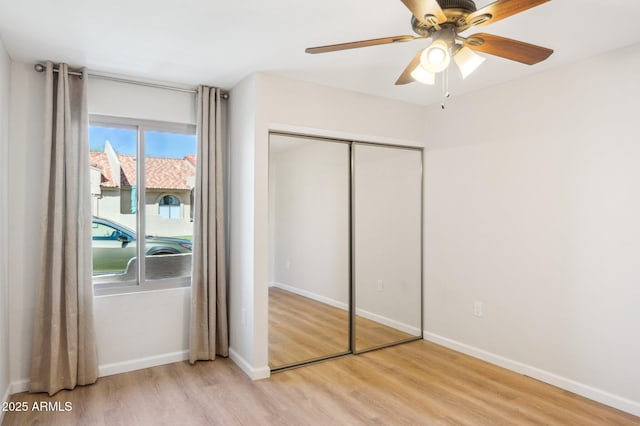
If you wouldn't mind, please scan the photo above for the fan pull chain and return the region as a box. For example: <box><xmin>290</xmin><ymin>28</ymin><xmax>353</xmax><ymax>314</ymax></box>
<box><xmin>441</xmin><ymin>68</ymin><xmax>451</xmax><ymax>110</ymax></box>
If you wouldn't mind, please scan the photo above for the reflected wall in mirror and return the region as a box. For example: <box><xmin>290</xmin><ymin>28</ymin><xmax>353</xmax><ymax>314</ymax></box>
<box><xmin>354</xmin><ymin>144</ymin><xmax>422</xmax><ymax>352</ymax></box>
<box><xmin>268</xmin><ymin>133</ymin><xmax>350</xmax><ymax>369</ymax></box>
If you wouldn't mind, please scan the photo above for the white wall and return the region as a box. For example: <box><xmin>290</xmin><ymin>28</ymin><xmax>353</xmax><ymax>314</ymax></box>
<box><xmin>7</xmin><ymin>61</ymin><xmax>45</xmax><ymax>392</ymax></box>
<box><xmin>228</xmin><ymin>74</ymin><xmax>264</xmax><ymax>378</ymax></box>
<box><xmin>94</xmin><ymin>288</ymin><xmax>190</xmax><ymax>376</ymax></box>
<box><xmin>269</xmin><ymin>135</ymin><xmax>350</xmax><ymax>307</ymax></box>
<box><xmin>89</xmin><ymin>78</ymin><xmax>195</xmax><ymax>124</ymax></box>
<box><xmin>422</xmin><ymin>43</ymin><xmax>640</xmax><ymax>415</ymax></box>
<box><xmin>0</xmin><ymin>37</ymin><xmax>11</xmax><ymax>415</ymax></box>
<box><xmin>7</xmin><ymin>62</ymin><xmax>197</xmax><ymax>391</ymax></box>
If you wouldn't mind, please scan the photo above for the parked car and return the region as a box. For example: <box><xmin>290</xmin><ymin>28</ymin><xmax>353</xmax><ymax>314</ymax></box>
<box><xmin>92</xmin><ymin>216</ymin><xmax>192</xmax><ymax>275</ymax></box>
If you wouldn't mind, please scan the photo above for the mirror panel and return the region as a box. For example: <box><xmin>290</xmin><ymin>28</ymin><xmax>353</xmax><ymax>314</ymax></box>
<box><xmin>268</xmin><ymin>133</ymin><xmax>351</xmax><ymax>369</ymax></box>
<box><xmin>354</xmin><ymin>144</ymin><xmax>422</xmax><ymax>352</ymax></box>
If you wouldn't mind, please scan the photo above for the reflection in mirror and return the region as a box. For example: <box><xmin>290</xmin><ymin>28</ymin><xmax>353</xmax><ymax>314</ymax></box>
<box><xmin>354</xmin><ymin>144</ymin><xmax>422</xmax><ymax>352</ymax></box>
<box><xmin>268</xmin><ymin>133</ymin><xmax>350</xmax><ymax>369</ymax></box>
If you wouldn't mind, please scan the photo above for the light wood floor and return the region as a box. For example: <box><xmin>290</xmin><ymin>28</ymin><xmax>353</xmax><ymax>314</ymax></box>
<box><xmin>4</xmin><ymin>340</ymin><xmax>638</xmax><ymax>425</ymax></box>
<box><xmin>269</xmin><ymin>287</ymin><xmax>415</xmax><ymax>368</ymax></box>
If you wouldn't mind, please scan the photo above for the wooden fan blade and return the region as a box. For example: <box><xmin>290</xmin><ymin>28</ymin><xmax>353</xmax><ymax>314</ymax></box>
<box><xmin>400</xmin><ymin>0</ymin><xmax>447</xmax><ymax>25</ymax></box>
<box><xmin>395</xmin><ymin>51</ymin><xmax>423</xmax><ymax>85</ymax></box>
<box><xmin>466</xmin><ymin>0</ymin><xmax>550</xmax><ymax>27</ymax></box>
<box><xmin>306</xmin><ymin>35</ymin><xmax>417</xmax><ymax>54</ymax></box>
<box><xmin>464</xmin><ymin>33</ymin><xmax>553</xmax><ymax>65</ymax></box>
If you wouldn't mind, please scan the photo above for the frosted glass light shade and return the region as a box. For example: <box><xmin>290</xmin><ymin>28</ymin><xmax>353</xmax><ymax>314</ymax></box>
<box><xmin>410</xmin><ymin>65</ymin><xmax>435</xmax><ymax>85</ymax></box>
<box><xmin>420</xmin><ymin>40</ymin><xmax>451</xmax><ymax>73</ymax></box>
<box><xmin>454</xmin><ymin>46</ymin><xmax>486</xmax><ymax>79</ymax></box>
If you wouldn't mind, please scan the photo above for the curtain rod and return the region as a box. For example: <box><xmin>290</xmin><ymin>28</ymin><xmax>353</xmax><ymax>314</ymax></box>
<box><xmin>33</xmin><ymin>63</ymin><xmax>229</xmax><ymax>99</ymax></box>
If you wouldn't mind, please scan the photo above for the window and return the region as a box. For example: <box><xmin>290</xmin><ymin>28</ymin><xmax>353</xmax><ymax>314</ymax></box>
<box><xmin>89</xmin><ymin>116</ymin><xmax>197</xmax><ymax>293</ymax></box>
<box><xmin>159</xmin><ymin>195</ymin><xmax>181</xmax><ymax>219</ymax></box>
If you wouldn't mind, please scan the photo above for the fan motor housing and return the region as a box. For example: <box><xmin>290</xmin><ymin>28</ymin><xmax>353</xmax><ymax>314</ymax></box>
<box><xmin>437</xmin><ymin>0</ymin><xmax>476</xmax><ymax>12</ymax></box>
<box><xmin>412</xmin><ymin>0</ymin><xmax>478</xmax><ymax>35</ymax></box>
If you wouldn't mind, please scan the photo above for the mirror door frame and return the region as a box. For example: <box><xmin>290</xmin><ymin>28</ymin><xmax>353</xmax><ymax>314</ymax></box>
<box><xmin>268</xmin><ymin>131</ymin><xmax>424</xmax><ymax>372</ymax></box>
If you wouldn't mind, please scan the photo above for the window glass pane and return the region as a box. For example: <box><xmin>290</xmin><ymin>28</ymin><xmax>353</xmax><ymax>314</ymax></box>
<box><xmin>144</xmin><ymin>130</ymin><xmax>196</xmax><ymax>281</ymax></box>
<box><xmin>89</xmin><ymin>125</ymin><xmax>138</xmax><ymax>280</ymax></box>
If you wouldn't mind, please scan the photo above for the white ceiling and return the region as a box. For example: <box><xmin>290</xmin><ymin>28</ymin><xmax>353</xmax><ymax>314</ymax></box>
<box><xmin>1</xmin><ymin>0</ymin><xmax>640</xmax><ymax>106</ymax></box>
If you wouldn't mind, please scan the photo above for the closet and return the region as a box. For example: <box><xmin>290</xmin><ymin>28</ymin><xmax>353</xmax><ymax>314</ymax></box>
<box><xmin>268</xmin><ymin>132</ymin><xmax>422</xmax><ymax>370</ymax></box>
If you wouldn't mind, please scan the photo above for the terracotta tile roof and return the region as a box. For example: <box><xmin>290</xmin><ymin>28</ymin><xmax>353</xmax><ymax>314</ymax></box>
<box><xmin>144</xmin><ymin>156</ymin><xmax>195</xmax><ymax>190</ymax></box>
<box><xmin>89</xmin><ymin>152</ymin><xmax>117</xmax><ymax>187</ymax></box>
<box><xmin>184</xmin><ymin>154</ymin><xmax>196</xmax><ymax>168</ymax></box>
<box><xmin>91</xmin><ymin>152</ymin><xmax>196</xmax><ymax>190</ymax></box>
<box><xmin>118</xmin><ymin>155</ymin><xmax>136</xmax><ymax>187</ymax></box>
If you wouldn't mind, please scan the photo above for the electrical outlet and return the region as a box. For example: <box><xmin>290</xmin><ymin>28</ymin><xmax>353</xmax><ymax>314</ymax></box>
<box><xmin>285</xmin><ymin>260</ymin><xmax>290</xmax><ymax>270</ymax></box>
<box><xmin>241</xmin><ymin>308</ymin><xmax>247</xmax><ymax>325</ymax></box>
<box><xmin>473</xmin><ymin>301</ymin><xmax>483</xmax><ymax>317</ymax></box>
<box><xmin>377</xmin><ymin>280</ymin><xmax>384</xmax><ymax>292</ymax></box>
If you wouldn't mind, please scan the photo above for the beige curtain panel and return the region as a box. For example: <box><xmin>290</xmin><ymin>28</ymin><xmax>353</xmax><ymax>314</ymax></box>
<box><xmin>189</xmin><ymin>86</ymin><xmax>229</xmax><ymax>362</ymax></box>
<box><xmin>30</xmin><ymin>62</ymin><xmax>99</xmax><ymax>395</ymax></box>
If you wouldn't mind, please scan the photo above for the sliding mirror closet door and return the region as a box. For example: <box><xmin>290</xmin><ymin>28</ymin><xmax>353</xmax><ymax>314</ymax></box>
<box><xmin>268</xmin><ymin>133</ymin><xmax>351</xmax><ymax>369</ymax></box>
<box><xmin>353</xmin><ymin>144</ymin><xmax>422</xmax><ymax>352</ymax></box>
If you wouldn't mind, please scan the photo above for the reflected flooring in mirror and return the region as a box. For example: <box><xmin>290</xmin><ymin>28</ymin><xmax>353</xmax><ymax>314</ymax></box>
<box><xmin>269</xmin><ymin>287</ymin><xmax>414</xmax><ymax>369</ymax></box>
<box><xmin>269</xmin><ymin>287</ymin><xmax>349</xmax><ymax>368</ymax></box>
<box><xmin>354</xmin><ymin>315</ymin><xmax>415</xmax><ymax>351</ymax></box>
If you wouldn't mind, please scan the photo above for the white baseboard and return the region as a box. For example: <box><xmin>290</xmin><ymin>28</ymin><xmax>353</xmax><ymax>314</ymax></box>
<box><xmin>98</xmin><ymin>350</ymin><xmax>189</xmax><ymax>378</ymax></box>
<box><xmin>271</xmin><ymin>281</ymin><xmax>421</xmax><ymax>336</ymax></box>
<box><xmin>229</xmin><ymin>347</ymin><xmax>270</xmax><ymax>380</ymax></box>
<box><xmin>10</xmin><ymin>348</ymin><xmax>273</xmax><ymax>392</ymax></box>
<box><xmin>356</xmin><ymin>308</ymin><xmax>421</xmax><ymax>336</ymax></box>
<box><xmin>270</xmin><ymin>281</ymin><xmax>348</xmax><ymax>310</ymax></box>
<box><xmin>424</xmin><ymin>332</ymin><xmax>640</xmax><ymax>417</ymax></box>
<box><xmin>9</xmin><ymin>350</ymin><xmax>191</xmax><ymax>396</ymax></box>
<box><xmin>10</xmin><ymin>379</ymin><xmax>28</xmax><ymax>394</ymax></box>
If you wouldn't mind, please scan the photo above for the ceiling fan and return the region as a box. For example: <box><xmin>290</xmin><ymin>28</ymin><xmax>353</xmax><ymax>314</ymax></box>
<box><xmin>305</xmin><ymin>0</ymin><xmax>554</xmax><ymax>86</ymax></box>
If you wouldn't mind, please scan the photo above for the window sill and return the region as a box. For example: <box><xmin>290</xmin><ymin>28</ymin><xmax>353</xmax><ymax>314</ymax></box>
<box><xmin>93</xmin><ymin>277</ymin><xmax>191</xmax><ymax>297</ymax></box>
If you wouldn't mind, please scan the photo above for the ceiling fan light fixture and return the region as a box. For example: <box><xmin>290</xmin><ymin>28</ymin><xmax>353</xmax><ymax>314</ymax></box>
<box><xmin>305</xmin><ymin>0</ymin><xmax>555</xmax><ymax>89</ymax></box>
<box><xmin>454</xmin><ymin>46</ymin><xmax>486</xmax><ymax>79</ymax></box>
<box><xmin>410</xmin><ymin>65</ymin><xmax>435</xmax><ymax>85</ymax></box>
<box><xmin>420</xmin><ymin>40</ymin><xmax>451</xmax><ymax>73</ymax></box>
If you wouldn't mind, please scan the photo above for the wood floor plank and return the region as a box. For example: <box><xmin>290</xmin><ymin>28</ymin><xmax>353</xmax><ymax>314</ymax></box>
<box><xmin>3</xmin><ymin>341</ymin><xmax>639</xmax><ymax>425</ymax></box>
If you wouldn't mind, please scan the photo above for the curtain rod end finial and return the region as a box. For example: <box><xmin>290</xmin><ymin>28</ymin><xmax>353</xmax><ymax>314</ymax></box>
<box><xmin>34</xmin><ymin>63</ymin><xmax>46</xmax><ymax>72</ymax></box>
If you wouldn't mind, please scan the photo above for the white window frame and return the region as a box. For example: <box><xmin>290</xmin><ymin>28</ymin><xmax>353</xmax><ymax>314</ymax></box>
<box><xmin>90</xmin><ymin>114</ymin><xmax>197</xmax><ymax>295</ymax></box>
